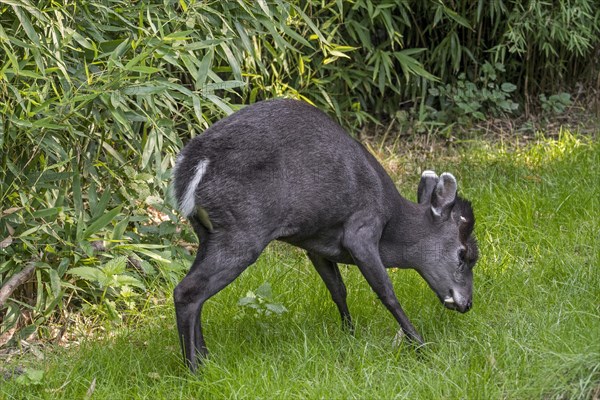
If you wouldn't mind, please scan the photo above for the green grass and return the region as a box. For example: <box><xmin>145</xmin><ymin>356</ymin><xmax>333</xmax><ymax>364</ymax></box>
<box><xmin>2</xmin><ymin>132</ymin><xmax>599</xmax><ymax>399</ymax></box>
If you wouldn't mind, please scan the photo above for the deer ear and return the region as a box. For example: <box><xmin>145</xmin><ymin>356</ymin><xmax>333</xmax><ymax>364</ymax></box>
<box><xmin>430</xmin><ymin>172</ymin><xmax>457</xmax><ymax>217</ymax></box>
<box><xmin>417</xmin><ymin>170</ymin><xmax>439</xmax><ymax>204</ymax></box>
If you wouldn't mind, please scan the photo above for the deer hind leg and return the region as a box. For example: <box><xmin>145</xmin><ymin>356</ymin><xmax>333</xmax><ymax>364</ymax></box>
<box><xmin>174</xmin><ymin>232</ymin><xmax>266</xmax><ymax>371</ymax></box>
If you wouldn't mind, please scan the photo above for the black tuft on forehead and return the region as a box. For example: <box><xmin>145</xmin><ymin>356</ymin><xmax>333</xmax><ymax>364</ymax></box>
<box><xmin>453</xmin><ymin>197</ymin><xmax>475</xmax><ymax>243</ymax></box>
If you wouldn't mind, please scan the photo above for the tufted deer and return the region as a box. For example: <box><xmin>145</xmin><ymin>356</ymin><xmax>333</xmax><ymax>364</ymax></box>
<box><xmin>172</xmin><ymin>99</ymin><xmax>478</xmax><ymax>371</ymax></box>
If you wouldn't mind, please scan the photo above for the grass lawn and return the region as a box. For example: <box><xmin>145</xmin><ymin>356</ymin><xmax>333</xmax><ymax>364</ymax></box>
<box><xmin>1</xmin><ymin>131</ymin><xmax>599</xmax><ymax>399</ymax></box>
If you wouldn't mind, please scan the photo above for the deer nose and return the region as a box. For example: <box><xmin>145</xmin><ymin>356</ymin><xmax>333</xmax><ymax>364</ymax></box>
<box><xmin>443</xmin><ymin>290</ymin><xmax>472</xmax><ymax>313</ymax></box>
<box><xmin>460</xmin><ymin>299</ymin><xmax>472</xmax><ymax>313</ymax></box>
<box><xmin>448</xmin><ymin>289</ymin><xmax>472</xmax><ymax>313</ymax></box>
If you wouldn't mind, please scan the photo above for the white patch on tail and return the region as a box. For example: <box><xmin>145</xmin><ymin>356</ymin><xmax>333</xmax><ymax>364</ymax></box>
<box><xmin>179</xmin><ymin>159</ymin><xmax>209</xmax><ymax>217</ymax></box>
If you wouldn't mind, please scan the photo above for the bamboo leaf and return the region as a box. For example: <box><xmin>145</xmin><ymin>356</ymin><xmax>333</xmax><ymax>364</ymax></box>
<box><xmin>202</xmin><ymin>80</ymin><xmax>245</xmax><ymax>91</ymax></box>
<box><xmin>204</xmin><ymin>94</ymin><xmax>234</xmax><ymax>115</ymax></box>
<box><xmin>72</xmin><ymin>166</ymin><xmax>83</xmax><ymax>218</ymax></box>
<box><xmin>82</xmin><ymin>206</ymin><xmax>122</xmax><ymax>240</ymax></box>
<box><xmin>47</xmin><ymin>268</ymin><xmax>62</xmax><ymax>298</ymax></box>
<box><xmin>91</xmin><ymin>188</ymin><xmax>112</xmax><ymax>220</ymax></box>
<box><xmin>256</xmin><ymin>0</ymin><xmax>271</xmax><ymax>18</ymax></box>
<box><xmin>31</xmin><ymin>207</ymin><xmax>61</xmax><ymax>219</ymax></box>
<box><xmin>122</xmin><ymin>84</ymin><xmax>167</xmax><ymax>95</ymax></box>
<box><xmin>111</xmin><ymin>216</ymin><xmax>130</xmax><ymax>241</ymax></box>
<box><xmin>290</xmin><ymin>4</ymin><xmax>329</xmax><ymax>45</ymax></box>
<box><xmin>444</xmin><ymin>6</ymin><xmax>472</xmax><ymax>29</ymax></box>
<box><xmin>11</xmin><ymin>5</ymin><xmax>41</xmax><ymax>48</ymax></box>
<box><xmin>128</xmin><ymin>66</ymin><xmax>161</xmax><ymax>74</ymax></box>
<box><xmin>220</xmin><ymin>43</ymin><xmax>242</xmax><ymax>81</ymax></box>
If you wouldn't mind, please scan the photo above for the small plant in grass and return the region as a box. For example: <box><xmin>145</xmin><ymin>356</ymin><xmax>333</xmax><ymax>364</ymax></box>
<box><xmin>237</xmin><ymin>282</ymin><xmax>288</xmax><ymax>319</ymax></box>
<box><xmin>14</xmin><ymin>368</ymin><xmax>45</xmax><ymax>387</ymax></box>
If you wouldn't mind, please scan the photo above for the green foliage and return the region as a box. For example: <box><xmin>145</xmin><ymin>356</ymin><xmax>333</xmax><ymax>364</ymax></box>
<box><xmin>237</xmin><ymin>282</ymin><xmax>288</xmax><ymax>318</ymax></box>
<box><xmin>68</xmin><ymin>256</ymin><xmax>145</xmax><ymax>321</ymax></box>
<box><xmin>299</xmin><ymin>0</ymin><xmax>438</xmax><ymax>120</ymax></box>
<box><xmin>14</xmin><ymin>368</ymin><xmax>45</xmax><ymax>387</ymax></box>
<box><xmin>495</xmin><ymin>0</ymin><xmax>600</xmax><ymax>98</ymax></box>
<box><xmin>428</xmin><ymin>62</ymin><xmax>519</xmax><ymax>123</ymax></box>
<box><xmin>404</xmin><ymin>0</ymin><xmax>600</xmax><ymax>100</ymax></box>
<box><xmin>539</xmin><ymin>92</ymin><xmax>573</xmax><ymax>114</ymax></box>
